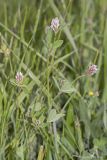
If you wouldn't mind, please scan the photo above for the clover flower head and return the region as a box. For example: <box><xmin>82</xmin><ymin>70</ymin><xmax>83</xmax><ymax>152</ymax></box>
<box><xmin>89</xmin><ymin>91</ymin><xmax>94</xmax><ymax>96</ymax></box>
<box><xmin>15</xmin><ymin>72</ymin><xmax>23</xmax><ymax>83</ymax></box>
<box><xmin>88</xmin><ymin>90</ymin><xmax>99</xmax><ymax>97</ymax></box>
<box><xmin>50</xmin><ymin>17</ymin><xmax>60</xmax><ymax>32</ymax></box>
<box><xmin>86</xmin><ymin>64</ymin><xmax>98</xmax><ymax>76</ymax></box>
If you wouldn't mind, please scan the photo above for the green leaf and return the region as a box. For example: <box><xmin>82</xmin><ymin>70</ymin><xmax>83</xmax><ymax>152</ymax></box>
<box><xmin>35</xmin><ymin>102</ymin><xmax>42</xmax><ymax>111</ymax></box>
<box><xmin>75</xmin><ymin>118</ymin><xmax>84</xmax><ymax>153</ymax></box>
<box><xmin>0</xmin><ymin>63</ymin><xmax>4</xmax><ymax>68</ymax></box>
<box><xmin>103</xmin><ymin>104</ymin><xmax>107</xmax><ymax>130</ymax></box>
<box><xmin>79</xmin><ymin>99</ymin><xmax>91</xmax><ymax>139</ymax></box>
<box><xmin>53</xmin><ymin>40</ymin><xmax>63</xmax><ymax>50</ymax></box>
<box><xmin>46</xmin><ymin>27</ymin><xmax>53</xmax><ymax>44</ymax></box>
<box><xmin>94</xmin><ymin>138</ymin><xmax>107</xmax><ymax>148</ymax></box>
<box><xmin>60</xmin><ymin>80</ymin><xmax>76</xmax><ymax>93</ymax></box>
<box><xmin>37</xmin><ymin>145</ymin><xmax>44</xmax><ymax>160</ymax></box>
<box><xmin>9</xmin><ymin>79</ymin><xmax>17</xmax><ymax>86</ymax></box>
<box><xmin>66</xmin><ymin>103</ymin><xmax>74</xmax><ymax>126</ymax></box>
<box><xmin>47</xmin><ymin>109</ymin><xmax>64</xmax><ymax>122</ymax></box>
<box><xmin>16</xmin><ymin>146</ymin><xmax>24</xmax><ymax>160</ymax></box>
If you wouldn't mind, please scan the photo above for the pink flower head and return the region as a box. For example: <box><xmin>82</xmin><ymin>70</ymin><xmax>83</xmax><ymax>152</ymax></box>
<box><xmin>86</xmin><ymin>64</ymin><xmax>98</xmax><ymax>76</ymax></box>
<box><xmin>50</xmin><ymin>17</ymin><xmax>59</xmax><ymax>32</ymax></box>
<box><xmin>15</xmin><ymin>72</ymin><xmax>23</xmax><ymax>83</ymax></box>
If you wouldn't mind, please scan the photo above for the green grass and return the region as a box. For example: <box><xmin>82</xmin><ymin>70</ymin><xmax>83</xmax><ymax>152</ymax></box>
<box><xmin>0</xmin><ymin>0</ymin><xmax>107</xmax><ymax>159</ymax></box>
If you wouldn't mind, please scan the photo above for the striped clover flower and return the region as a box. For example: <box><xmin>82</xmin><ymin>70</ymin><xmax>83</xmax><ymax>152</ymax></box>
<box><xmin>50</xmin><ymin>17</ymin><xmax>60</xmax><ymax>33</ymax></box>
<box><xmin>86</xmin><ymin>64</ymin><xmax>98</xmax><ymax>76</ymax></box>
<box><xmin>15</xmin><ymin>72</ymin><xmax>24</xmax><ymax>83</ymax></box>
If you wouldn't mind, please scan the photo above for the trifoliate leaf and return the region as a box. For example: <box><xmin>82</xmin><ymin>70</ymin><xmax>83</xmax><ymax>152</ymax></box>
<box><xmin>47</xmin><ymin>109</ymin><xmax>64</xmax><ymax>122</ymax></box>
<box><xmin>53</xmin><ymin>40</ymin><xmax>63</xmax><ymax>49</ymax></box>
<box><xmin>60</xmin><ymin>80</ymin><xmax>76</xmax><ymax>93</ymax></box>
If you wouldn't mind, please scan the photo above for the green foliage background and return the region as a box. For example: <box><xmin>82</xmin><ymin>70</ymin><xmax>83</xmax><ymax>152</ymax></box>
<box><xmin>0</xmin><ymin>0</ymin><xmax>107</xmax><ymax>159</ymax></box>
